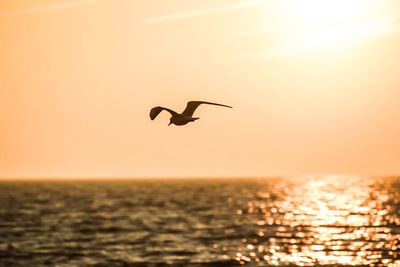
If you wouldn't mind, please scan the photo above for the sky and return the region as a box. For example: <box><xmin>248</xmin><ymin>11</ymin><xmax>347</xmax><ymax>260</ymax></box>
<box><xmin>1</xmin><ymin>0</ymin><xmax>400</xmax><ymax>178</ymax></box>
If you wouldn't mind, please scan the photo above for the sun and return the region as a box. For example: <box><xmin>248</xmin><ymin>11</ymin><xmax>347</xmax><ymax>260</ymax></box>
<box><xmin>261</xmin><ymin>0</ymin><xmax>396</xmax><ymax>56</ymax></box>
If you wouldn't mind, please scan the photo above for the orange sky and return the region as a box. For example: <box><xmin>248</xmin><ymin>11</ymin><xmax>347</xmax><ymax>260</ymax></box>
<box><xmin>1</xmin><ymin>0</ymin><xmax>400</xmax><ymax>178</ymax></box>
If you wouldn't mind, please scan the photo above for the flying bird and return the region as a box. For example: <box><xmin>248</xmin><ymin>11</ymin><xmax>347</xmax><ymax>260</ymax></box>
<box><xmin>150</xmin><ymin>101</ymin><xmax>232</xmax><ymax>126</ymax></box>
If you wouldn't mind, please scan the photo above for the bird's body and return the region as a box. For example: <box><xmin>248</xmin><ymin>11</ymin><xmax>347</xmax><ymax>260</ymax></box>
<box><xmin>170</xmin><ymin>115</ymin><xmax>199</xmax><ymax>126</ymax></box>
<box><xmin>150</xmin><ymin>101</ymin><xmax>232</xmax><ymax>126</ymax></box>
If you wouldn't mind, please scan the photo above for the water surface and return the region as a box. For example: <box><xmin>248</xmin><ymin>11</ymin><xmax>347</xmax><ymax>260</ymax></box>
<box><xmin>0</xmin><ymin>176</ymin><xmax>399</xmax><ymax>266</ymax></box>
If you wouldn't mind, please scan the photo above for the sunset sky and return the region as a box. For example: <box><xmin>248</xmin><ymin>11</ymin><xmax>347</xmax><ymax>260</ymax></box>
<box><xmin>1</xmin><ymin>0</ymin><xmax>400</xmax><ymax>178</ymax></box>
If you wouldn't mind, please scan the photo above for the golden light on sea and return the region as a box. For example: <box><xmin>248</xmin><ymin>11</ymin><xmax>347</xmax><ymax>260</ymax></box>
<box><xmin>230</xmin><ymin>176</ymin><xmax>400</xmax><ymax>266</ymax></box>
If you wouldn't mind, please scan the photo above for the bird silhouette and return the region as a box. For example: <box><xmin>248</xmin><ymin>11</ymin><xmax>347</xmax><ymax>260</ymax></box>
<box><xmin>150</xmin><ymin>101</ymin><xmax>232</xmax><ymax>126</ymax></box>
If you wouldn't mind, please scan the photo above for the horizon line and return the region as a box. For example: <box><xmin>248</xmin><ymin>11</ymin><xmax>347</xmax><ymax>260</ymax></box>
<box><xmin>0</xmin><ymin>174</ymin><xmax>398</xmax><ymax>182</ymax></box>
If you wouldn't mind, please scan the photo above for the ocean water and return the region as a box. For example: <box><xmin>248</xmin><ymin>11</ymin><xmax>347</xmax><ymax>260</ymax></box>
<box><xmin>0</xmin><ymin>176</ymin><xmax>399</xmax><ymax>267</ymax></box>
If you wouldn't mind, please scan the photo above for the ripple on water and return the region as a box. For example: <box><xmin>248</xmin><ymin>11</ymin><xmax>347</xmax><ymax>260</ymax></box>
<box><xmin>0</xmin><ymin>177</ymin><xmax>399</xmax><ymax>266</ymax></box>
<box><xmin>227</xmin><ymin>176</ymin><xmax>400</xmax><ymax>266</ymax></box>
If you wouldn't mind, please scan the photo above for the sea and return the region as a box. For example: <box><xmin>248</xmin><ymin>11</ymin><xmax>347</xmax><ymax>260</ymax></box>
<box><xmin>0</xmin><ymin>176</ymin><xmax>399</xmax><ymax>267</ymax></box>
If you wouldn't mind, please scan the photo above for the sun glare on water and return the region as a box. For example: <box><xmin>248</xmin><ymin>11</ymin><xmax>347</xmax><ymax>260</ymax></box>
<box><xmin>259</xmin><ymin>0</ymin><xmax>396</xmax><ymax>56</ymax></box>
<box><xmin>229</xmin><ymin>176</ymin><xmax>400</xmax><ymax>266</ymax></box>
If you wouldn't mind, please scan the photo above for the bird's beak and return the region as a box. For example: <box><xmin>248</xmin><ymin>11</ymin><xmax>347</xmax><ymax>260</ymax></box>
<box><xmin>168</xmin><ymin>122</ymin><xmax>172</xmax><ymax>126</ymax></box>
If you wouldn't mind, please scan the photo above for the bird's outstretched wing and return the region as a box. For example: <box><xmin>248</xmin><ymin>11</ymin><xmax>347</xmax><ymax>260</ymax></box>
<box><xmin>182</xmin><ymin>101</ymin><xmax>232</xmax><ymax>116</ymax></box>
<box><xmin>149</xmin><ymin>106</ymin><xmax>178</xmax><ymax>120</ymax></box>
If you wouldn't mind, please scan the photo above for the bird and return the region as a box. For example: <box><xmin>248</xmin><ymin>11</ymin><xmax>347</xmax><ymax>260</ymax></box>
<box><xmin>150</xmin><ymin>101</ymin><xmax>232</xmax><ymax>126</ymax></box>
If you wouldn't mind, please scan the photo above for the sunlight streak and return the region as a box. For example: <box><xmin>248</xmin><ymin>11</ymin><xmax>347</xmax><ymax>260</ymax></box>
<box><xmin>142</xmin><ymin>0</ymin><xmax>267</xmax><ymax>24</ymax></box>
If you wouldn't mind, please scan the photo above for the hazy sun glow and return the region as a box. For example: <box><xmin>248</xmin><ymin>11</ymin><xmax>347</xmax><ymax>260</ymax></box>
<box><xmin>262</xmin><ymin>0</ymin><xmax>396</xmax><ymax>56</ymax></box>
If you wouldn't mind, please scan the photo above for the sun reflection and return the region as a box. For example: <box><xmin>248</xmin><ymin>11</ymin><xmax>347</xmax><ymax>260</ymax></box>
<box><xmin>230</xmin><ymin>176</ymin><xmax>400</xmax><ymax>266</ymax></box>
